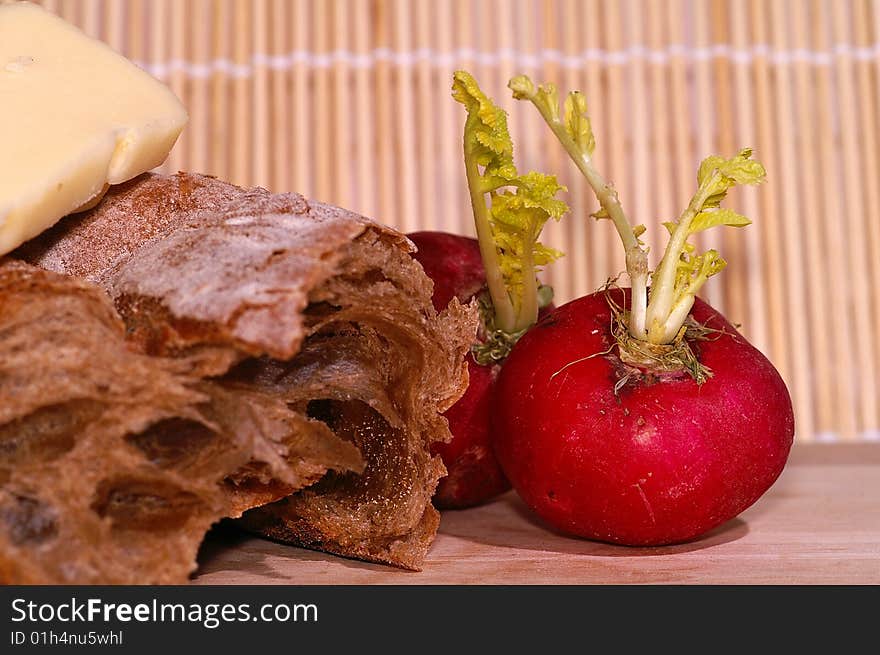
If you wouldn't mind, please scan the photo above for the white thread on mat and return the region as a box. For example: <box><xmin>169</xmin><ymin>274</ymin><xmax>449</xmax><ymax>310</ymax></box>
<box><xmin>814</xmin><ymin>430</ymin><xmax>880</xmax><ymax>443</ymax></box>
<box><xmin>135</xmin><ymin>43</ymin><xmax>880</xmax><ymax>79</ymax></box>
<box><xmin>863</xmin><ymin>430</ymin><xmax>880</xmax><ymax>443</ymax></box>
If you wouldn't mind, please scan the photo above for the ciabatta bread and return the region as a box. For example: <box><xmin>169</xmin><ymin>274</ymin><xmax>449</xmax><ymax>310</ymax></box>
<box><xmin>18</xmin><ymin>173</ymin><xmax>477</xmax><ymax>570</ymax></box>
<box><xmin>0</xmin><ymin>261</ymin><xmax>362</xmax><ymax>583</ymax></box>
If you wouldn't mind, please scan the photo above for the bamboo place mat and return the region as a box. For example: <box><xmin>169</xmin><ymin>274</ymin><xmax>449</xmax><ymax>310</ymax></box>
<box><xmin>32</xmin><ymin>0</ymin><xmax>880</xmax><ymax>444</ymax></box>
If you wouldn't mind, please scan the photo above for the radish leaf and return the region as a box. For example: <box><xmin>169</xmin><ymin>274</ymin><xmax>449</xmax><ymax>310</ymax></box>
<box><xmin>689</xmin><ymin>208</ymin><xmax>752</xmax><ymax>233</ymax></box>
<box><xmin>646</xmin><ymin>149</ymin><xmax>765</xmax><ymax>342</ymax></box>
<box><xmin>453</xmin><ymin>70</ymin><xmax>568</xmax><ymax>334</ymax></box>
<box><xmin>510</xmin><ymin>74</ymin><xmax>766</xmax><ymax>349</ymax></box>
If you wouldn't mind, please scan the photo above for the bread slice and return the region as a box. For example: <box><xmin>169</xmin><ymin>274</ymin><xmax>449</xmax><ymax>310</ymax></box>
<box><xmin>18</xmin><ymin>173</ymin><xmax>477</xmax><ymax>570</ymax></box>
<box><xmin>0</xmin><ymin>261</ymin><xmax>362</xmax><ymax>583</ymax></box>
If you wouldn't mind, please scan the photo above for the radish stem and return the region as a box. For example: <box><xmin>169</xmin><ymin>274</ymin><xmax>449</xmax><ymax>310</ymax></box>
<box><xmin>453</xmin><ymin>71</ymin><xmax>568</xmax><ymax>341</ymax></box>
<box><xmin>509</xmin><ymin>76</ymin><xmax>650</xmax><ymax>339</ymax></box>
<box><xmin>462</xmin><ymin>115</ymin><xmax>517</xmax><ymax>332</ymax></box>
<box><xmin>644</xmin><ymin>180</ymin><xmax>713</xmax><ymax>343</ymax></box>
<box><xmin>510</xmin><ymin>75</ymin><xmax>765</xmax><ymax>348</ymax></box>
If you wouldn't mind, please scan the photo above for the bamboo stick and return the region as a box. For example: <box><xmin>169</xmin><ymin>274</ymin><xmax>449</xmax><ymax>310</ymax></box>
<box><xmin>126</xmin><ymin>0</ymin><xmax>146</xmax><ymax>104</ymax></box>
<box><xmin>693</xmin><ymin>0</ymin><xmax>723</xmax><ymax>310</ymax></box>
<box><xmin>80</xmin><ymin>0</ymin><xmax>98</xmax><ymax>39</ymax></box>
<box><xmin>290</xmin><ymin>0</ymin><xmax>311</xmax><ymax>197</ymax></box>
<box><xmin>830</xmin><ymin>0</ymin><xmax>878</xmax><ymax>436</ymax></box>
<box><xmin>492</xmin><ymin>0</ymin><xmax>515</xmax><ymax>240</ymax></box>
<box><xmin>624</xmin><ymin>0</ymin><xmax>651</xmax><ymax>268</ymax></box>
<box><xmin>601</xmin><ymin>0</ymin><xmax>629</xmax><ymax>282</ymax></box>
<box><xmin>41</xmin><ymin>1</ymin><xmax>60</xmax><ymax>16</ymax></box>
<box><xmin>812</xmin><ymin>0</ymin><xmax>857</xmax><ymax>440</ymax></box>
<box><xmin>646</xmin><ymin>0</ymin><xmax>675</xmax><ymax>261</ymax></box>
<box><xmin>538</xmin><ymin>0</ymin><xmax>569</xmax><ymax>303</ymax></box>
<box><xmin>414</xmin><ymin>0</ymin><xmax>437</xmax><ymax>231</ymax></box>
<box><xmin>768</xmin><ymin>0</ymin><xmax>815</xmax><ymax>443</ymax></box>
<box><xmin>436</xmin><ymin>0</ymin><xmax>465</xmax><ymax>237</ymax></box>
<box><xmin>853</xmin><ymin>0</ymin><xmax>880</xmax><ymax>433</ymax></box>
<box><xmin>513</xmin><ymin>0</ymin><xmax>539</xmax><ymax>220</ymax></box>
<box><xmin>231</xmin><ymin>0</ymin><xmax>252</xmax><ymax>187</ymax></box>
<box><xmin>392</xmin><ymin>0</ymin><xmax>417</xmax><ymax>233</ymax></box>
<box><xmin>105</xmin><ymin>0</ymin><xmax>124</xmax><ymax>55</ymax></box>
<box><xmin>586</xmin><ymin>0</ymin><xmax>614</xmax><ymax>289</ymax></box>
<box><xmin>562</xmin><ymin>0</ymin><xmax>589</xmax><ymax>302</ymax></box>
<box><xmin>477</xmin><ymin>0</ymin><xmax>500</xmax><ymax>116</ymax></box>
<box><xmin>748</xmin><ymin>0</ymin><xmax>792</xmax><ymax>404</ymax></box>
<box><xmin>352</xmin><ymin>0</ymin><xmax>376</xmax><ymax>219</ymax></box>
<box><xmin>166</xmin><ymin>0</ymin><xmax>187</xmax><ymax>174</ymax></box>
<box><xmin>310</xmin><ymin>0</ymin><xmax>332</xmax><ymax>202</ymax></box>
<box><xmin>186</xmin><ymin>0</ymin><xmax>210</xmax><ymax>177</ymax></box>
<box><xmin>666</xmin><ymin>0</ymin><xmax>696</xmax><ymax>266</ymax></box>
<box><xmin>711</xmin><ymin>0</ymin><xmax>748</xmax><ymax>330</ymax></box>
<box><xmin>453</xmin><ymin>0</ymin><xmax>477</xmax><ymax>237</ymax></box>
<box><xmin>270</xmin><ymin>0</ymin><xmax>291</xmax><ymax>192</ymax></box>
<box><xmin>58</xmin><ymin>0</ymin><xmax>80</xmax><ymax>32</ymax></box>
<box><xmin>728</xmin><ymin>0</ymin><xmax>769</xmax><ymax>357</ymax></box>
<box><xmin>373</xmin><ymin>0</ymin><xmax>396</xmax><ymax>226</ymax></box>
<box><xmin>149</xmin><ymin>0</ymin><xmax>169</xmax><ymax>173</ymax></box>
<box><xmin>210</xmin><ymin>0</ymin><xmax>231</xmax><ymax>182</ymax></box>
<box><xmin>787</xmin><ymin>0</ymin><xmax>833</xmax><ymax>441</ymax></box>
<box><xmin>330</xmin><ymin>0</ymin><xmax>352</xmax><ymax>208</ymax></box>
<box><xmin>252</xmin><ymin>0</ymin><xmax>270</xmax><ymax>189</ymax></box>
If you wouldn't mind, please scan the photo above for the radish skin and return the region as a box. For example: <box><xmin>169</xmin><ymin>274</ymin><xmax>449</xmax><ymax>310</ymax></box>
<box><xmin>410</xmin><ymin>230</ymin><xmax>559</xmax><ymax>509</ymax></box>
<box><xmin>432</xmin><ymin>354</ymin><xmax>507</xmax><ymax>508</ymax></box>
<box><xmin>412</xmin><ymin>72</ymin><xmax>568</xmax><ymax>509</ymax></box>
<box><xmin>409</xmin><ymin>231</ymin><xmax>511</xmax><ymax>508</ymax></box>
<box><xmin>493</xmin><ymin>288</ymin><xmax>795</xmax><ymax>545</ymax></box>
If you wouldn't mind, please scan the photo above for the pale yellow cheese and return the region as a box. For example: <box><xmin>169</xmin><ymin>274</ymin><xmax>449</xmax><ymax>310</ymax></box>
<box><xmin>0</xmin><ymin>1</ymin><xmax>188</xmax><ymax>255</ymax></box>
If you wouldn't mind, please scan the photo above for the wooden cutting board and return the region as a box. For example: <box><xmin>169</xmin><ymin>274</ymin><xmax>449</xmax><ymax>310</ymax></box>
<box><xmin>193</xmin><ymin>443</ymin><xmax>880</xmax><ymax>584</ymax></box>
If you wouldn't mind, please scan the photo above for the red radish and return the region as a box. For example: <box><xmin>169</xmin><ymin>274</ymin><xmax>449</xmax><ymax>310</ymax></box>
<box><xmin>493</xmin><ymin>288</ymin><xmax>794</xmax><ymax>545</ymax></box>
<box><xmin>491</xmin><ymin>74</ymin><xmax>795</xmax><ymax>544</ymax></box>
<box><xmin>409</xmin><ymin>231</ymin><xmax>508</xmax><ymax>509</ymax></box>
<box><xmin>428</xmin><ymin>350</ymin><xmax>505</xmax><ymax>509</ymax></box>
<box><xmin>409</xmin><ymin>232</ymin><xmax>558</xmax><ymax>510</ymax></box>
<box><xmin>409</xmin><ymin>72</ymin><xmax>569</xmax><ymax>509</ymax></box>
<box><xmin>408</xmin><ymin>232</ymin><xmax>486</xmax><ymax>313</ymax></box>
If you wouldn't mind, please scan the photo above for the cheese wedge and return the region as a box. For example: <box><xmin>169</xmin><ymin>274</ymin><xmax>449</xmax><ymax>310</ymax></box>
<box><xmin>0</xmin><ymin>1</ymin><xmax>187</xmax><ymax>255</ymax></box>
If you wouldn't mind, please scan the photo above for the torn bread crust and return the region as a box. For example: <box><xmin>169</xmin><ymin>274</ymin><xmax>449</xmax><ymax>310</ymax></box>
<box><xmin>0</xmin><ymin>262</ymin><xmax>362</xmax><ymax>584</ymax></box>
<box><xmin>17</xmin><ymin>173</ymin><xmax>477</xmax><ymax>571</ymax></box>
